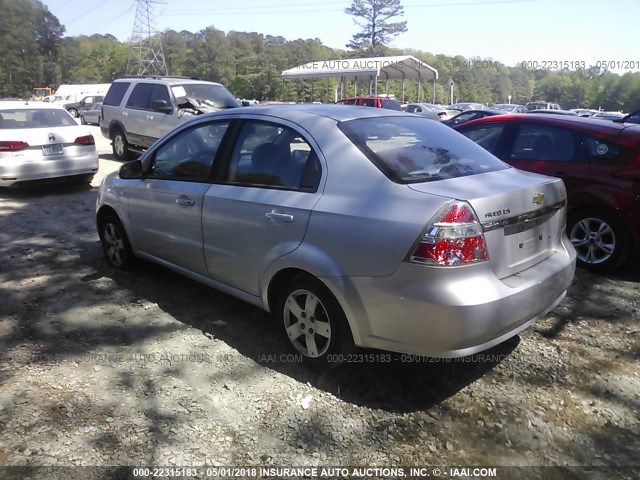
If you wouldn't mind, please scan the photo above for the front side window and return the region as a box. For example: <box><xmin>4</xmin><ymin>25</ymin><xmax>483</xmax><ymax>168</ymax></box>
<box><xmin>381</xmin><ymin>100</ymin><xmax>402</xmax><ymax>111</ymax></box>
<box><xmin>149</xmin><ymin>121</ymin><xmax>229</xmax><ymax>181</ymax></box>
<box><xmin>339</xmin><ymin>116</ymin><xmax>508</xmax><ymax>183</ymax></box>
<box><xmin>226</xmin><ymin>121</ymin><xmax>321</xmax><ymax>191</ymax></box>
<box><xmin>150</xmin><ymin>85</ymin><xmax>173</xmax><ymax>112</ymax></box>
<box><xmin>509</xmin><ymin>123</ymin><xmax>577</xmax><ymax>162</ymax></box>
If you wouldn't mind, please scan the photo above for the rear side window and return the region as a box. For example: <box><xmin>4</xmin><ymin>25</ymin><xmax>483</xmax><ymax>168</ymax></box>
<box><xmin>226</xmin><ymin>121</ymin><xmax>321</xmax><ymax>191</ymax></box>
<box><xmin>360</xmin><ymin>99</ymin><xmax>376</xmax><ymax>107</ymax></box>
<box><xmin>381</xmin><ymin>100</ymin><xmax>402</xmax><ymax>111</ymax></box>
<box><xmin>126</xmin><ymin>83</ymin><xmax>154</xmax><ymax>109</ymax></box>
<box><xmin>339</xmin><ymin>116</ymin><xmax>509</xmax><ymax>184</ymax></box>
<box><xmin>509</xmin><ymin>124</ymin><xmax>577</xmax><ymax>162</ymax></box>
<box><xmin>458</xmin><ymin>123</ymin><xmax>506</xmax><ymax>155</ymax></box>
<box><xmin>103</xmin><ymin>82</ymin><xmax>130</xmax><ymax>106</ymax></box>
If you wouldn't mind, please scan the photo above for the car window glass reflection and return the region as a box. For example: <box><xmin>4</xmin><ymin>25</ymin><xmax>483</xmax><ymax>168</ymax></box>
<box><xmin>150</xmin><ymin>121</ymin><xmax>229</xmax><ymax>182</ymax></box>
<box><xmin>510</xmin><ymin>124</ymin><xmax>575</xmax><ymax>162</ymax></box>
<box><xmin>226</xmin><ymin>121</ymin><xmax>321</xmax><ymax>190</ymax></box>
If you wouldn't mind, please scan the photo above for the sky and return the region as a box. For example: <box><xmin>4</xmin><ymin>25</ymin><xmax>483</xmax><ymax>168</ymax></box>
<box><xmin>42</xmin><ymin>0</ymin><xmax>640</xmax><ymax>73</ymax></box>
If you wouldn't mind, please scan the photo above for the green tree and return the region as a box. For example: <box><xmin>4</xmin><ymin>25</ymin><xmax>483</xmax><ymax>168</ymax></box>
<box><xmin>345</xmin><ymin>0</ymin><xmax>407</xmax><ymax>54</ymax></box>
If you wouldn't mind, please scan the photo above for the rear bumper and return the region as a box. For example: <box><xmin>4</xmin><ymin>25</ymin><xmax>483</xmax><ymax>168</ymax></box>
<box><xmin>0</xmin><ymin>151</ymin><xmax>99</xmax><ymax>187</ymax></box>
<box><xmin>331</xmin><ymin>235</ymin><xmax>576</xmax><ymax>357</ymax></box>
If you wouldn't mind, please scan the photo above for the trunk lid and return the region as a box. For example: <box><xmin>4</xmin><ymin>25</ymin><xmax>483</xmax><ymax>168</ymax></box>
<box><xmin>408</xmin><ymin>168</ymin><xmax>568</xmax><ymax>278</ymax></box>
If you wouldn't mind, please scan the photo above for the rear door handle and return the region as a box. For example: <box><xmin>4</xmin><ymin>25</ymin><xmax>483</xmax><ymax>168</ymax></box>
<box><xmin>266</xmin><ymin>212</ymin><xmax>294</xmax><ymax>222</ymax></box>
<box><xmin>122</xmin><ymin>111</ymin><xmax>128</xmax><ymax>116</ymax></box>
<box><xmin>147</xmin><ymin>115</ymin><xmax>154</xmax><ymax>120</ymax></box>
<box><xmin>176</xmin><ymin>197</ymin><xmax>195</xmax><ymax>206</ymax></box>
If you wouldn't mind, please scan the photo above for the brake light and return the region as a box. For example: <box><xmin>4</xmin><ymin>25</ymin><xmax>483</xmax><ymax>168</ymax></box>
<box><xmin>74</xmin><ymin>135</ymin><xmax>95</xmax><ymax>145</ymax></box>
<box><xmin>409</xmin><ymin>201</ymin><xmax>488</xmax><ymax>266</ymax></box>
<box><xmin>0</xmin><ymin>141</ymin><xmax>29</xmax><ymax>152</ymax></box>
<box><xmin>437</xmin><ymin>111</ymin><xmax>447</xmax><ymax>118</ymax></box>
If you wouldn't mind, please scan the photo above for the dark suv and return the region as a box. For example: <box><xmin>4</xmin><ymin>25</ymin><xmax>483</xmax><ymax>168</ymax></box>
<box><xmin>64</xmin><ymin>95</ymin><xmax>104</xmax><ymax>118</ymax></box>
<box><xmin>456</xmin><ymin>114</ymin><xmax>640</xmax><ymax>271</ymax></box>
<box><xmin>100</xmin><ymin>76</ymin><xmax>239</xmax><ymax>160</ymax></box>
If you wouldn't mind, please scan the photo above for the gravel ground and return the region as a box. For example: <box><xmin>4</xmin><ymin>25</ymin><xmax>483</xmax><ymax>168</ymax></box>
<box><xmin>0</xmin><ymin>128</ymin><xmax>639</xmax><ymax>479</ymax></box>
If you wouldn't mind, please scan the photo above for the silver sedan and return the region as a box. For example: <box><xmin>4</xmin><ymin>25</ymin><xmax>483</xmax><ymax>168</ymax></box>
<box><xmin>0</xmin><ymin>102</ymin><xmax>99</xmax><ymax>187</ymax></box>
<box><xmin>96</xmin><ymin>105</ymin><xmax>576</xmax><ymax>368</ymax></box>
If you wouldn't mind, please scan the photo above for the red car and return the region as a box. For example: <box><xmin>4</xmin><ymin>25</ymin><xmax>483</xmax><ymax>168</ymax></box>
<box><xmin>336</xmin><ymin>96</ymin><xmax>403</xmax><ymax>111</ymax></box>
<box><xmin>455</xmin><ymin>114</ymin><xmax>640</xmax><ymax>271</ymax></box>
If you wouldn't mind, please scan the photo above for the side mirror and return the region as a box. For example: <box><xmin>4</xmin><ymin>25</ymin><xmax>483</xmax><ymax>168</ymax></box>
<box><xmin>119</xmin><ymin>160</ymin><xmax>143</xmax><ymax>179</ymax></box>
<box><xmin>152</xmin><ymin>100</ymin><xmax>173</xmax><ymax>114</ymax></box>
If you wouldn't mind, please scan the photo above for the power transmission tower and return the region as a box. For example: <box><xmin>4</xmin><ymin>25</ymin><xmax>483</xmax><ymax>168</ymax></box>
<box><xmin>126</xmin><ymin>0</ymin><xmax>168</xmax><ymax>76</ymax></box>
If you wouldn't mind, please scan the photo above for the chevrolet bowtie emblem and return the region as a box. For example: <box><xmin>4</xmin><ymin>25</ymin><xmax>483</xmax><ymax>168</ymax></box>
<box><xmin>49</xmin><ymin>133</ymin><xmax>56</xmax><ymax>142</ymax></box>
<box><xmin>532</xmin><ymin>192</ymin><xmax>544</xmax><ymax>204</ymax></box>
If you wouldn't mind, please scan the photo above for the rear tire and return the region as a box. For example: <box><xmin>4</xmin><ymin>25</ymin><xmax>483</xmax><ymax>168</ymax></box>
<box><xmin>111</xmin><ymin>128</ymin><xmax>132</xmax><ymax>161</ymax></box>
<box><xmin>68</xmin><ymin>108</ymin><xmax>78</xmax><ymax>118</ymax></box>
<box><xmin>567</xmin><ymin>208</ymin><xmax>628</xmax><ymax>272</ymax></box>
<box><xmin>99</xmin><ymin>213</ymin><xmax>135</xmax><ymax>270</ymax></box>
<box><xmin>80</xmin><ymin>115</ymin><xmax>86</xmax><ymax>125</ymax></box>
<box><xmin>275</xmin><ymin>275</ymin><xmax>354</xmax><ymax>369</ymax></box>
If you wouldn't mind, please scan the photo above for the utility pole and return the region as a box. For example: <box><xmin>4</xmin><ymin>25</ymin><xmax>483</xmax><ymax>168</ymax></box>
<box><xmin>126</xmin><ymin>0</ymin><xmax>168</xmax><ymax>76</ymax></box>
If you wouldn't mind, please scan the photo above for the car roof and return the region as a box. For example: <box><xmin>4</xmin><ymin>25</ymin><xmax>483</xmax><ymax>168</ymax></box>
<box><xmin>204</xmin><ymin>103</ymin><xmax>411</xmax><ymax>122</ymax></box>
<box><xmin>114</xmin><ymin>76</ymin><xmax>224</xmax><ymax>87</ymax></box>
<box><xmin>0</xmin><ymin>101</ymin><xmax>66</xmax><ymax>110</ymax></box>
<box><xmin>455</xmin><ymin>112</ymin><xmax>636</xmax><ymax>134</ymax></box>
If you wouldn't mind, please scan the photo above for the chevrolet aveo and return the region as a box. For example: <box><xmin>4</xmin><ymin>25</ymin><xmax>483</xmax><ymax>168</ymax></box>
<box><xmin>97</xmin><ymin>105</ymin><xmax>576</xmax><ymax>368</ymax></box>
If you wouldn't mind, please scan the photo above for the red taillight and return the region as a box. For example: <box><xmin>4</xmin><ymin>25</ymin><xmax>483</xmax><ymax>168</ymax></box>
<box><xmin>74</xmin><ymin>135</ymin><xmax>95</xmax><ymax>145</ymax></box>
<box><xmin>437</xmin><ymin>111</ymin><xmax>447</xmax><ymax>118</ymax></box>
<box><xmin>409</xmin><ymin>201</ymin><xmax>489</xmax><ymax>266</ymax></box>
<box><xmin>0</xmin><ymin>141</ymin><xmax>29</xmax><ymax>152</ymax></box>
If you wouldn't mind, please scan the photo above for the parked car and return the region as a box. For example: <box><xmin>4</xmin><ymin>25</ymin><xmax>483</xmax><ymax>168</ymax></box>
<box><xmin>449</xmin><ymin>102</ymin><xmax>486</xmax><ymax>111</ymax></box>
<box><xmin>490</xmin><ymin>104</ymin><xmax>527</xmax><ymax>113</ymax></box>
<box><xmin>455</xmin><ymin>114</ymin><xmax>640</xmax><ymax>271</ymax></box>
<box><xmin>442</xmin><ymin>109</ymin><xmax>506</xmax><ymax>127</ymax></box>
<box><xmin>570</xmin><ymin>109</ymin><xmax>599</xmax><ymax>117</ymax></box>
<box><xmin>404</xmin><ymin>102</ymin><xmax>460</xmax><ymax>121</ymax></box>
<box><xmin>591</xmin><ymin>111</ymin><xmax>625</xmax><ymax>121</ymax></box>
<box><xmin>527</xmin><ymin>109</ymin><xmax>578</xmax><ymax>116</ymax></box>
<box><xmin>525</xmin><ymin>101</ymin><xmax>562</xmax><ymax>111</ymax></box>
<box><xmin>80</xmin><ymin>102</ymin><xmax>103</xmax><ymax>125</ymax></box>
<box><xmin>0</xmin><ymin>101</ymin><xmax>98</xmax><ymax>187</ymax></box>
<box><xmin>614</xmin><ymin>108</ymin><xmax>640</xmax><ymax>125</ymax></box>
<box><xmin>64</xmin><ymin>95</ymin><xmax>104</xmax><ymax>118</ymax></box>
<box><xmin>336</xmin><ymin>96</ymin><xmax>403</xmax><ymax>110</ymax></box>
<box><xmin>100</xmin><ymin>76</ymin><xmax>240</xmax><ymax>160</ymax></box>
<box><xmin>97</xmin><ymin>104</ymin><xmax>575</xmax><ymax>367</ymax></box>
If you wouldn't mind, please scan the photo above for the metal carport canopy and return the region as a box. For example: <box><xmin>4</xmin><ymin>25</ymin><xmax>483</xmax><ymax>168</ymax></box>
<box><xmin>280</xmin><ymin>55</ymin><xmax>438</xmax><ymax>82</ymax></box>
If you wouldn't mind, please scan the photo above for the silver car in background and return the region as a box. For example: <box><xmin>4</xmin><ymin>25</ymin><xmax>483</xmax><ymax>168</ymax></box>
<box><xmin>0</xmin><ymin>101</ymin><xmax>98</xmax><ymax>187</ymax></box>
<box><xmin>96</xmin><ymin>105</ymin><xmax>576</xmax><ymax>368</ymax></box>
<box><xmin>405</xmin><ymin>102</ymin><xmax>461</xmax><ymax>121</ymax></box>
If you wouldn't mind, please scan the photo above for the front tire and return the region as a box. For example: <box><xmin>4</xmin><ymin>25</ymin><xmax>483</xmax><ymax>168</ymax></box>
<box><xmin>80</xmin><ymin>115</ymin><xmax>86</xmax><ymax>125</ymax></box>
<box><xmin>275</xmin><ymin>275</ymin><xmax>354</xmax><ymax>369</ymax></box>
<box><xmin>111</xmin><ymin>128</ymin><xmax>132</xmax><ymax>161</ymax></box>
<box><xmin>99</xmin><ymin>213</ymin><xmax>135</xmax><ymax>269</ymax></box>
<box><xmin>568</xmin><ymin>209</ymin><xmax>628</xmax><ymax>272</ymax></box>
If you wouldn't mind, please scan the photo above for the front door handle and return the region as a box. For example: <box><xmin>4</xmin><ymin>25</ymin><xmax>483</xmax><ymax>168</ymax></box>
<box><xmin>176</xmin><ymin>196</ymin><xmax>195</xmax><ymax>207</ymax></box>
<box><xmin>266</xmin><ymin>211</ymin><xmax>294</xmax><ymax>222</ymax></box>
<box><xmin>147</xmin><ymin>115</ymin><xmax>154</xmax><ymax>120</ymax></box>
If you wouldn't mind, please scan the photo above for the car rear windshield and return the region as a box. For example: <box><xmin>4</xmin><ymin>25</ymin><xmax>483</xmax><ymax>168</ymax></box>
<box><xmin>0</xmin><ymin>109</ymin><xmax>77</xmax><ymax>128</ymax></box>
<box><xmin>172</xmin><ymin>83</ymin><xmax>240</xmax><ymax>109</ymax></box>
<box><xmin>339</xmin><ymin>116</ymin><xmax>509</xmax><ymax>184</ymax></box>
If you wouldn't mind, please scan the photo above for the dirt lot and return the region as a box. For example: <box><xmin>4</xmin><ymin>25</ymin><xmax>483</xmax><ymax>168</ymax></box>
<box><xmin>0</xmin><ymin>128</ymin><xmax>639</xmax><ymax>479</ymax></box>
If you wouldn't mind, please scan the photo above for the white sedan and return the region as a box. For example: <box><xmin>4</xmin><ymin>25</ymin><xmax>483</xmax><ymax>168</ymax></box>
<box><xmin>0</xmin><ymin>101</ymin><xmax>99</xmax><ymax>187</ymax></box>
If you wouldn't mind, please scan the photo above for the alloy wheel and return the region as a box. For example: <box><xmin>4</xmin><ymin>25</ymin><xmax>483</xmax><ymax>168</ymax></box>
<box><xmin>103</xmin><ymin>222</ymin><xmax>126</xmax><ymax>267</ymax></box>
<box><xmin>283</xmin><ymin>289</ymin><xmax>332</xmax><ymax>358</ymax></box>
<box><xmin>569</xmin><ymin>217</ymin><xmax>616</xmax><ymax>265</ymax></box>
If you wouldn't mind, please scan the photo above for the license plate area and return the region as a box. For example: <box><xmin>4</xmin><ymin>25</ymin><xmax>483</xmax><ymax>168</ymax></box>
<box><xmin>42</xmin><ymin>144</ymin><xmax>63</xmax><ymax>156</ymax></box>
